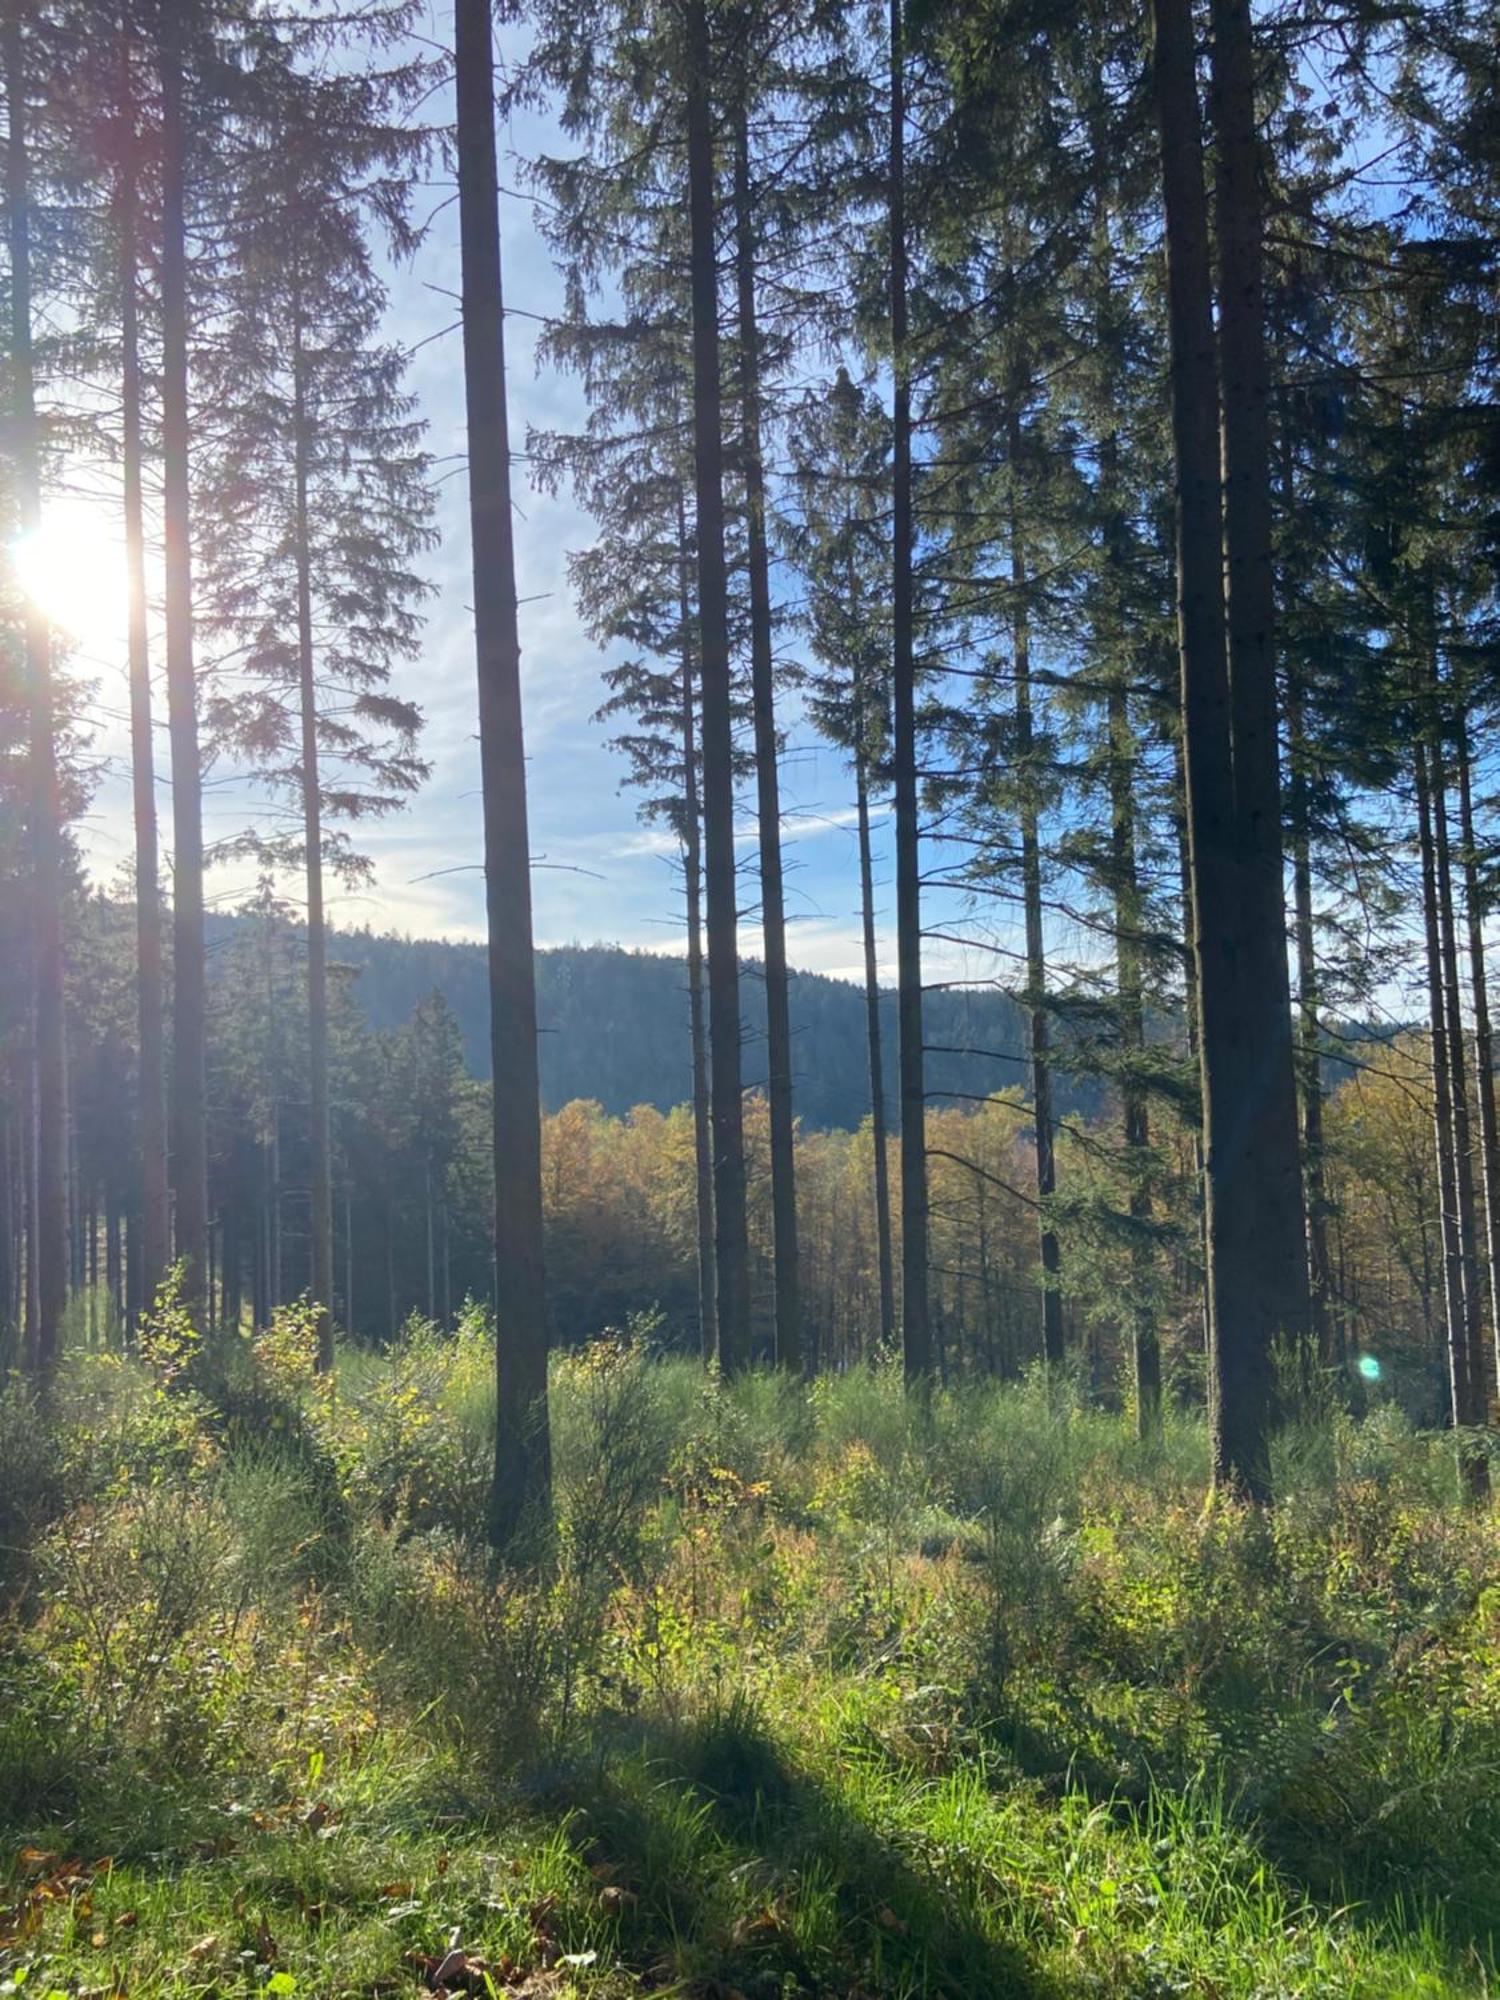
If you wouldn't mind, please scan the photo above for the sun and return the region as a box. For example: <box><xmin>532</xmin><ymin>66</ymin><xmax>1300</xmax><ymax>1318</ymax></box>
<box><xmin>9</xmin><ymin>497</ymin><xmax>130</xmax><ymax>657</ymax></box>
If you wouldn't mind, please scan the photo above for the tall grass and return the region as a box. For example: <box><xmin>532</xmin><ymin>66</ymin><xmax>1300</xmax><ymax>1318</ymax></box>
<box><xmin>0</xmin><ymin>1321</ymin><xmax>1496</xmax><ymax>1994</ymax></box>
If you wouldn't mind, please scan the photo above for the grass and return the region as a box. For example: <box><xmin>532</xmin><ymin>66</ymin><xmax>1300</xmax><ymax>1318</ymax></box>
<box><xmin>1</xmin><ymin>1307</ymin><xmax>1498</xmax><ymax>1996</ymax></box>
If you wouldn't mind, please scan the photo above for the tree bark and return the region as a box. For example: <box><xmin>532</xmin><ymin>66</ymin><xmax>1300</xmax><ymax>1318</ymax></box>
<box><xmin>889</xmin><ymin>0</ymin><xmax>930</xmax><ymax>1381</ymax></box>
<box><xmin>291</xmin><ymin>308</ymin><xmax>335</xmax><ymax>1371</ymax></box>
<box><xmin>1416</xmin><ymin>738</ymin><xmax>1488</xmax><ymax>1495</ymax></box>
<box><xmin>455</xmin><ymin>0</ymin><xmax>551</xmax><ymax>1551</ymax></box>
<box><xmin>855</xmin><ymin>731</ymin><xmax>896</xmax><ymax>1358</ymax></box>
<box><xmin>4</xmin><ymin>14</ymin><xmax>68</xmax><ymax>1382</ymax></box>
<box><xmin>1110</xmin><ymin>685</ymin><xmax>1160</xmax><ymax>1434</ymax></box>
<box><xmin>1285</xmin><ymin>663</ymin><xmax>1336</xmax><ymax>1363</ymax></box>
<box><xmin>1430</xmin><ymin>718</ymin><xmax>1488</xmax><ymax>1438</ymax></box>
<box><xmin>732</xmin><ymin>105</ymin><xmax>802</xmax><ymax>1373</ymax></box>
<box><xmin>1208</xmin><ymin>0</ymin><xmax>1313</xmax><ymax>1375</ymax></box>
<box><xmin>675</xmin><ymin>490</ymin><xmax>717</xmax><ymax>1362</ymax></box>
<box><xmin>1455</xmin><ymin>711</ymin><xmax>1500</xmax><ymax>1412</ymax></box>
<box><xmin>1007</xmin><ymin>423</ymin><xmax>1064</xmax><ymax>1370</ymax></box>
<box><xmin>1151</xmin><ymin>0</ymin><xmax>1275</xmax><ymax>1498</ymax></box>
<box><xmin>117</xmin><ymin>11</ymin><xmax>169</xmax><ymax>1322</ymax></box>
<box><xmin>158</xmin><ymin>2</ymin><xmax>208</xmax><ymax>1310</ymax></box>
<box><xmin>683</xmin><ymin>0</ymin><xmax>753</xmax><ymax>1372</ymax></box>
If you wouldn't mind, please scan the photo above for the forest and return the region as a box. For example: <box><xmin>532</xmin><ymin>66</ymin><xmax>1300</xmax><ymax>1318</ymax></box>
<box><xmin>3</xmin><ymin>0</ymin><xmax>1500</xmax><ymax>1990</ymax></box>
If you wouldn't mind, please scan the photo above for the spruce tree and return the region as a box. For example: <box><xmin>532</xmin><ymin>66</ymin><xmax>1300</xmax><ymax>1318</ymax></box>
<box><xmin>455</xmin><ymin>0</ymin><xmax>552</xmax><ymax>1548</ymax></box>
<box><xmin>197</xmin><ymin>43</ymin><xmax>433</xmax><ymax>1369</ymax></box>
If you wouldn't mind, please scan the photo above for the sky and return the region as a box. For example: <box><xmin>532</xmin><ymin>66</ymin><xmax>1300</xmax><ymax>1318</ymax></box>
<box><xmin>19</xmin><ymin>6</ymin><xmax>1018</xmax><ymax>995</ymax></box>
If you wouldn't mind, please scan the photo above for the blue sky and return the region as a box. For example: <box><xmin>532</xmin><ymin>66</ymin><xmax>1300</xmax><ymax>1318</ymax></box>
<box><xmin>51</xmin><ymin>8</ymin><xmax>995</xmax><ymax>991</ymax></box>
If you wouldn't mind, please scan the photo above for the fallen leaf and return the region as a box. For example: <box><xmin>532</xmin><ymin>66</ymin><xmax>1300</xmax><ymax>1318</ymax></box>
<box><xmin>188</xmin><ymin>1933</ymin><xmax>221</xmax><ymax>1960</ymax></box>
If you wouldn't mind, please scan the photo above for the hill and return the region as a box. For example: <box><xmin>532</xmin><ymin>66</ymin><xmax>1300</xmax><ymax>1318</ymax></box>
<box><xmin>207</xmin><ymin>917</ymin><xmax>1092</xmax><ymax>1130</ymax></box>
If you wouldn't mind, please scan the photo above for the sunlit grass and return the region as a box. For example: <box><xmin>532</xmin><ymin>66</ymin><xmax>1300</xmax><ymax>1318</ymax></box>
<box><xmin>1</xmin><ymin>1326</ymin><xmax>1496</xmax><ymax>1995</ymax></box>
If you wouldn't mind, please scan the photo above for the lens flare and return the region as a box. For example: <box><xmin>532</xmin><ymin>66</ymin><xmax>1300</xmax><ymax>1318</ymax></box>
<box><xmin>9</xmin><ymin>500</ymin><xmax>127</xmax><ymax>654</ymax></box>
<box><xmin>1357</xmin><ymin>1354</ymin><xmax>1382</xmax><ymax>1382</ymax></box>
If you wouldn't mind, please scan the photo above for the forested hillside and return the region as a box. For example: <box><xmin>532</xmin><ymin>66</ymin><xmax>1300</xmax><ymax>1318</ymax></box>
<box><xmin>207</xmin><ymin>915</ymin><xmax>1101</xmax><ymax>1129</ymax></box>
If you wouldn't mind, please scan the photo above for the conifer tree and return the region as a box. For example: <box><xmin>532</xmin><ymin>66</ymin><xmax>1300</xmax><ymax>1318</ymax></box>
<box><xmin>783</xmin><ymin>371</ymin><xmax>897</xmax><ymax>1356</ymax></box>
<box><xmin>887</xmin><ymin>0</ymin><xmax>930</xmax><ymax>1381</ymax></box>
<box><xmin>198</xmin><ymin>43</ymin><xmax>433</xmax><ymax>1369</ymax></box>
<box><xmin>3</xmin><ymin>4</ymin><xmax>68</xmax><ymax>1378</ymax></box>
<box><xmin>455</xmin><ymin>0</ymin><xmax>551</xmax><ymax>1547</ymax></box>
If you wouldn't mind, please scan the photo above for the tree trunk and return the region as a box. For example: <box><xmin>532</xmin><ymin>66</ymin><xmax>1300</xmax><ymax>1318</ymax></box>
<box><xmin>1430</xmin><ymin>719</ymin><xmax>1488</xmax><ymax>1442</ymax></box>
<box><xmin>1283</xmin><ymin>668</ymin><xmax>1337</xmax><ymax>1369</ymax></box>
<box><xmin>4</xmin><ymin>15</ymin><xmax>68</xmax><ymax>1382</ymax></box>
<box><xmin>1456</xmin><ymin>712</ymin><xmax>1500</xmax><ymax>1412</ymax></box>
<box><xmin>855</xmin><ymin>739</ymin><xmax>896</xmax><ymax>1357</ymax></box>
<box><xmin>1208</xmin><ymin>0</ymin><xmax>1313</xmax><ymax>1371</ymax></box>
<box><xmin>455</xmin><ymin>0</ymin><xmax>551</xmax><ymax>1550</ymax></box>
<box><xmin>425</xmin><ymin>1159</ymin><xmax>436</xmax><ymax>1320</ymax></box>
<box><xmin>732</xmin><ymin>105</ymin><xmax>802</xmax><ymax>1373</ymax></box>
<box><xmin>1416</xmin><ymin>738</ymin><xmax>1488</xmax><ymax>1494</ymax></box>
<box><xmin>1171</xmin><ymin>728</ymin><xmax>1211</xmax><ymax>1356</ymax></box>
<box><xmin>291</xmin><ymin>308</ymin><xmax>335</xmax><ymax>1371</ymax></box>
<box><xmin>118</xmin><ymin>11</ymin><xmax>169</xmax><ymax>1321</ymax></box>
<box><xmin>889</xmin><ymin>0</ymin><xmax>930</xmax><ymax>1382</ymax></box>
<box><xmin>676</xmin><ymin>490</ymin><xmax>717</xmax><ymax>1362</ymax></box>
<box><xmin>158</xmin><ymin>4</ymin><xmax>208</xmax><ymax>1310</ymax></box>
<box><xmin>684</xmin><ymin>0</ymin><xmax>752</xmax><ymax>1373</ymax></box>
<box><xmin>1110</xmin><ymin>686</ymin><xmax>1160</xmax><ymax>1434</ymax></box>
<box><xmin>1007</xmin><ymin>427</ymin><xmax>1064</xmax><ymax>1370</ymax></box>
<box><xmin>1151</xmin><ymin>0</ymin><xmax>1275</xmax><ymax>1498</ymax></box>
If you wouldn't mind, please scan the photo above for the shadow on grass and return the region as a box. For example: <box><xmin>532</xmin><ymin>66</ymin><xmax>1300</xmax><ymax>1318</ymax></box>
<box><xmin>979</xmin><ymin>1670</ymin><xmax>1500</xmax><ymax>1979</ymax></box>
<box><xmin>534</xmin><ymin>1695</ymin><xmax>1049</xmax><ymax>1999</ymax></box>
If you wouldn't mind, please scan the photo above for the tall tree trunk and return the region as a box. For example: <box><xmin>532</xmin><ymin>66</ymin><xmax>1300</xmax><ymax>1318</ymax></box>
<box><xmin>676</xmin><ymin>491</ymin><xmax>717</xmax><ymax>1362</ymax></box>
<box><xmin>1007</xmin><ymin>427</ymin><xmax>1064</xmax><ymax>1369</ymax></box>
<box><xmin>1110</xmin><ymin>685</ymin><xmax>1160</xmax><ymax>1434</ymax></box>
<box><xmin>5</xmin><ymin>16</ymin><xmax>67</xmax><ymax>1382</ymax></box>
<box><xmin>1430</xmin><ymin>717</ymin><xmax>1488</xmax><ymax>1442</ymax></box>
<box><xmin>24</xmin><ymin>1033</ymin><xmax>39</xmax><ymax>1351</ymax></box>
<box><xmin>106</xmin><ymin>1195</ymin><xmax>122</xmax><ymax>1326</ymax></box>
<box><xmin>855</xmin><ymin>729</ymin><xmax>896</xmax><ymax>1358</ymax></box>
<box><xmin>344</xmin><ymin>1181</ymin><xmax>354</xmax><ymax>1338</ymax></box>
<box><xmin>1208</xmin><ymin>0</ymin><xmax>1313</xmax><ymax>1371</ymax></box>
<box><xmin>158</xmin><ymin>4</ymin><xmax>208</xmax><ymax>1309</ymax></box>
<box><xmin>455</xmin><ymin>0</ymin><xmax>551</xmax><ymax>1550</ymax></box>
<box><xmin>1171</xmin><ymin>727</ymin><xmax>1211</xmax><ymax>1356</ymax></box>
<box><xmin>1456</xmin><ymin>713</ymin><xmax>1500</xmax><ymax>1408</ymax></box>
<box><xmin>732</xmin><ymin>106</ymin><xmax>802</xmax><ymax>1373</ymax></box>
<box><xmin>1416</xmin><ymin>739</ymin><xmax>1488</xmax><ymax>1494</ymax></box>
<box><xmin>683</xmin><ymin>0</ymin><xmax>752</xmax><ymax>1372</ymax></box>
<box><xmin>1151</xmin><ymin>0</ymin><xmax>1275</xmax><ymax>1498</ymax></box>
<box><xmin>291</xmin><ymin>309</ymin><xmax>334</xmax><ymax>1371</ymax></box>
<box><xmin>267</xmin><ymin>1112</ymin><xmax>281</xmax><ymax>1313</ymax></box>
<box><xmin>424</xmin><ymin>1159</ymin><xmax>435</xmax><ymax>1319</ymax></box>
<box><xmin>118</xmin><ymin>11</ymin><xmax>169</xmax><ymax>1319</ymax></box>
<box><xmin>889</xmin><ymin>0</ymin><xmax>930</xmax><ymax>1381</ymax></box>
<box><xmin>1281</xmin><ymin>577</ymin><xmax>1336</xmax><ymax>1366</ymax></box>
<box><xmin>1091</xmin><ymin>164</ymin><xmax>1159</xmax><ymax>1431</ymax></box>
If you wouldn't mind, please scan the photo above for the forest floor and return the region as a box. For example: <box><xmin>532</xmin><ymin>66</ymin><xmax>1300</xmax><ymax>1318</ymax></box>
<box><xmin>2</xmin><ymin>1308</ymin><xmax>1498</xmax><ymax>1997</ymax></box>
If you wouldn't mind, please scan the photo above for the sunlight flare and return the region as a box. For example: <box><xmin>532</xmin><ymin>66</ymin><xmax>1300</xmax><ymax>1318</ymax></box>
<box><xmin>9</xmin><ymin>498</ymin><xmax>129</xmax><ymax>656</ymax></box>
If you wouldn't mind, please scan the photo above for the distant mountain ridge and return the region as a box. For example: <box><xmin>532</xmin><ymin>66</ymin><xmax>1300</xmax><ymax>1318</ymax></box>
<box><xmin>207</xmin><ymin>916</ymin><xmax>1074</xmax><ymax>1132</ymax></box>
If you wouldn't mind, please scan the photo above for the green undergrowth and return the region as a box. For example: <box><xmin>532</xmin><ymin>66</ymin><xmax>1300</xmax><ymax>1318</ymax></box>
<box><xmin>1</xmin><ymin>1302</ymin><xmax>1497</xmax><ymax>1996</ymax></box>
